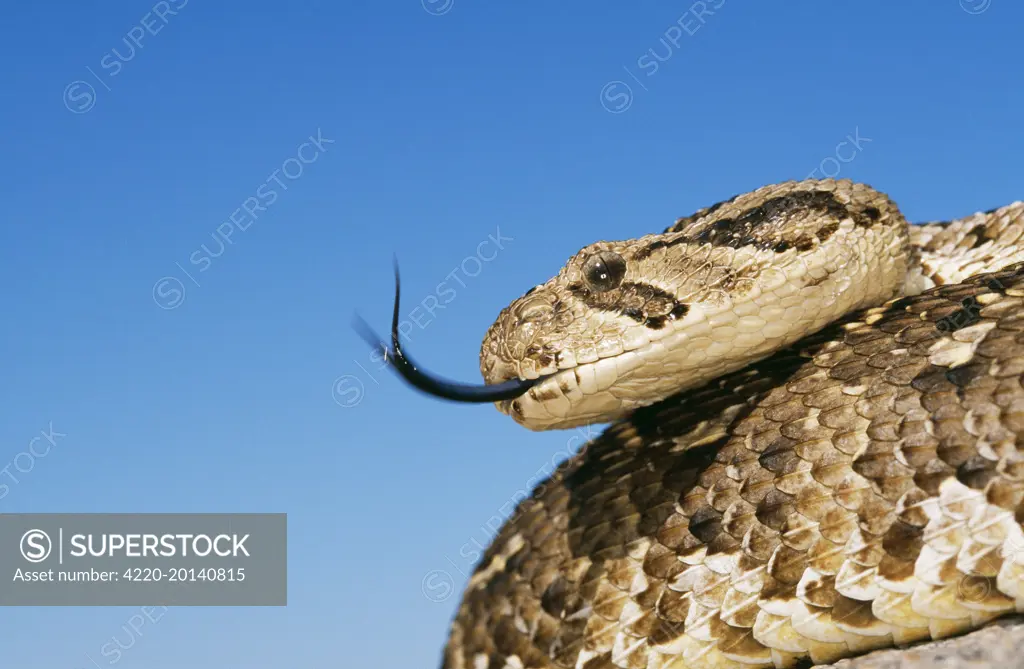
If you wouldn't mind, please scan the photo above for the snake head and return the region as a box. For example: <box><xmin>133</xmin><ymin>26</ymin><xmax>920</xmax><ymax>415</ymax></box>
<box><xmin>480</xmin><ymin>180</ymin><xmax>912</xmax><ymax>430</ymax></box>
<box><xmin>479</xmin><ymin>236</ymin><xmax>761</xmax><ymax>430</ymax></box>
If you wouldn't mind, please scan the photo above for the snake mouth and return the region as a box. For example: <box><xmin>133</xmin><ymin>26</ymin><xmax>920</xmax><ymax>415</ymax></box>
<box><xmin>352</xmin><ymin>259</ymin><xmax>549</xmax><ymax>404</ymax></box>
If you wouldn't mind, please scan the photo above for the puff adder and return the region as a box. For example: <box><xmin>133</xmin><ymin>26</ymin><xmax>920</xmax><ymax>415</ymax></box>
<box><xmin>404</xmin><ymin>179</ymin><xmax>1024</xmax><ymax>668</ymax></box>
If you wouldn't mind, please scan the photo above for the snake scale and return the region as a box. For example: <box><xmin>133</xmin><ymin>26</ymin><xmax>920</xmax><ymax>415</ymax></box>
<box><xmin>358</xmin><ymin>179</ymin><xmax>1024</xmax><ymax>668</ymax></box>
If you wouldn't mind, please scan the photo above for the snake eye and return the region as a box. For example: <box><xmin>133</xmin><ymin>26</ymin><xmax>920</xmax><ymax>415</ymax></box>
<box><xmin>582</xmin><ymin>251</ymin><xmax>627</xmax><ymax>293</ymax></box>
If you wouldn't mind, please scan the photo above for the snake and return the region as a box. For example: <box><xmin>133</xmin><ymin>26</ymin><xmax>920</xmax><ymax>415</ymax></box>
<box><xmin>355</xmin><ymin>178</ymin><xmax>1024</xmax><ymax>668</ymax></box>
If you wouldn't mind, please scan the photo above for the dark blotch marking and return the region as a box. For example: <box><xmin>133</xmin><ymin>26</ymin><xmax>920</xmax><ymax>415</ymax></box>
<box><xmin>986</xmin><ymin>278</ymin><xmax>1007</xmax><ymax>294</ymax></box>
<box><xmin>638</xmin><ymin>294</ymin><xmax>689</xmax><ymax>330</ymax></box>
<box><xmin>669</xmin><ymin>303</ymin><xmax>689</xmax><ymax>319</ymax></box>
<box><xmin>794</xmin><ymin>235</ymin><xmax>815</xmax><ymax>252</ymax></box>
<box><xmin>540</xmin><ymin>576</ymin><xmax>568</xmax><ymax>617</ymax></box>
<box><xmin>768</xmin><ymin>235</ymin><xmax>815</xmax><ymax>253</ymax></box>
<box><xmin>912</xmin><ymin>359</ymin><xmax>988</xmax><ymax>404</ymax></box>
<box><xmin>568</xmin><ymin>281</ymin><xmax>688</xmax><ymax>330</ymax></box>
<box><xmin>688</xmin><ymin>506</ymin><xmax>723</xmax><ymax>544</ymax></box>
<box><xmin>645</xmin><ymin>316</ymin><xmax>669</xmax><ymax>330</ymax></box>
<box><xmin>816</xmin><ymin>219</ymin><xmax>840</xmax><ymax>241</ymax></box>
<box><xmin>697</xmin><ymin>218</ymin><xmax>737</xmax><ymax>243</ymax></box>
<box><xmin>636</xmin><ymin>189</ymin><xmax>874</xmax><ymax>260</ymax></box>
<box><xmin>664</xmin><ymin>193</ymin><xmax>740</xmax><ymax>234</ymax></box>
<box><xmin>623</xmin><ymin>307</ymin><xmax>644</xmax><ymax>323</ymax></box>
<box><xmin>945</xmin><ymin>361</ymin><xmax>986</xmax><ymax>390</ymax></box>
<box><xmin>969</xmin><ymin>224</ymin><xmax>990</xmax><ymax>249</ymax></box>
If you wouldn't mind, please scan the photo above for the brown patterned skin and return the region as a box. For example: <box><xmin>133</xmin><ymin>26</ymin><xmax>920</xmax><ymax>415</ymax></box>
<box><xmin>442</xmin><ymin>188</ymin><xmax>1024</xmax><ymax>669</ymax></box>
<box><xmin>480</xmin><ymin>180</ymin><xmax>917</xmax><ymax>432</ymax></box>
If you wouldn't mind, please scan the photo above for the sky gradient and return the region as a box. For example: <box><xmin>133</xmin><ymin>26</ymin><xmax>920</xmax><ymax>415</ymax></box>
<box><xmin>1</xmin><ymin>1</ymin><xmax>1023</xmax><ymax>667</ymax></box>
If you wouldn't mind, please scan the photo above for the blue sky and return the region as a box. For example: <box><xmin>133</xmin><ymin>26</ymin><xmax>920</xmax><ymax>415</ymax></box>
<box><xmin>0</xmin><ymin>1</ymin><xmax>1021</xmax><ymax>667</ymax></box>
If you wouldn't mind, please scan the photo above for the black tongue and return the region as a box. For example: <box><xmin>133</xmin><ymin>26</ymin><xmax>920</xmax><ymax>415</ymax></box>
<box><xmin>350</xmin><ymin>259</ymin><xmax>540</xmax><ymax>404</ymax></box>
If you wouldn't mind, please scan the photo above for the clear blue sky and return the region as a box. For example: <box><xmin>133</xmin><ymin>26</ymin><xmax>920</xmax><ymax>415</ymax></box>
<box><xmin>0</xmin><ymin>1</ymin><xmax>1021</xmax><ymax>667</ymax></box>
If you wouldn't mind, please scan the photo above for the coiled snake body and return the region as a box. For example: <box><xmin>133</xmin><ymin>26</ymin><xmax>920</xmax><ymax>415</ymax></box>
<box><xmin>361</xmin><ymin>179</ymin><xmax>1024</xmax><ymax>668</ymax></box>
